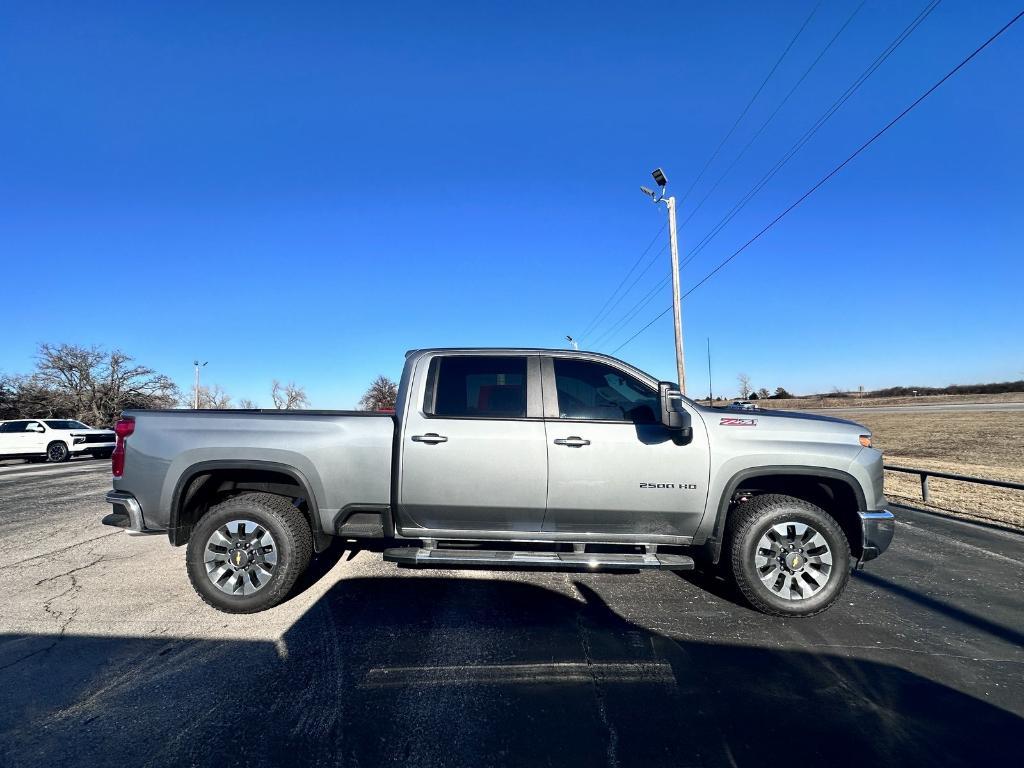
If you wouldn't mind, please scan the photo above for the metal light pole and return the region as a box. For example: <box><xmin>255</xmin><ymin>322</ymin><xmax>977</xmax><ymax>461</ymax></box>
<box><xmin>565</xmin><ymin>335</ymin><xmax>579</xmax><ymax>350</ymax></box>
<box><xmin>193</xmin><ymin>360</ymin><xmax>207</xmax><ymax>409</ymax></box>
<box><xmin>641</xmin><ymin>168</ymin><xmax>686</xmax><ymax>394</ymax></box>
<box><xmin>707</xmin><ymin>337</ymin><xmax>713</xmax><ymax>405</ymax></box>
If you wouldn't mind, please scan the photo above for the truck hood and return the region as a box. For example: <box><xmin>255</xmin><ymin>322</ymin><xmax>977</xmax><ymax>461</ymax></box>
<box><xmin>701</xmin><ymin>406</ymin><xmax>868</xmax><ymax>446</ymax></box>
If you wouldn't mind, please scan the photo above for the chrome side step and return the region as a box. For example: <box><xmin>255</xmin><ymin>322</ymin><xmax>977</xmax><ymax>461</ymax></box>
<box><xmin>383</xmin><ymin>547</ymin><xmax>694</xmax><ymax>571</ymax></box>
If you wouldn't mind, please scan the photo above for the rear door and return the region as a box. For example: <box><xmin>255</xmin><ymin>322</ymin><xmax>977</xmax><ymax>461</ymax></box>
<box><xmin>22</xmin><ymin>421</ymin><xmax>48</xmax><ymax>453</ymax></box>
<box><xmin>542</xmin><ymin>356</ymin><xmax>710</xmax><ymax>538</ymax></box>
<box><xmin>397</xmin><ymin>354</ymin><xmax>548</xmax><ymax>532</ymax></box>
<box><xmin>0</xmin><ymin>421</ymin><xmax>26</xmax><ymax>453</ymax></box>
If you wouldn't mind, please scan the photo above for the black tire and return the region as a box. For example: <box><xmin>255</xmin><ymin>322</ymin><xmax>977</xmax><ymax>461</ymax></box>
<box><xmin>727</xmin><ymin>494</ymin><xmax>850</xmax><ymax>617</ymax></box>
<box><xmin>46</xmin><ymin>442</ymin><xmax>70</xmax><ymax>463</ymax></box>
<box><xmin>186</xmin><ymin>492</ymin><xmax>313</xmax><ymax>614</ymax></box>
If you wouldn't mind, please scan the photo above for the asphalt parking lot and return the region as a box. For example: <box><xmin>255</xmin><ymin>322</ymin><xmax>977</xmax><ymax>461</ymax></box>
<box><xmin>1</xmin><ymin>459</ymin><xmax>1021</xmax><ymax>767</ymax></box>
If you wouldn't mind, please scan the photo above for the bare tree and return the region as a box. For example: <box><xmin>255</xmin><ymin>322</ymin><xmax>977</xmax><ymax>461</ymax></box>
<box><xmin>27</xmin><ymin>343</ymin><xmax>179</xmax><ymax>425</ymax></box>
<box><xmin>271</xmin><ymin>380</ymin><xmax>309</xmax><ymax>409</ymax></box>
<box><xmin>737</xmin><ymin>373</ymin><xmax>752</xmax><ymax>399</ymax></box>
<box><xmin>190</xmin><ymin>384</ymin><xmax>231</xmax><ymax>409</ymax></box>
<box><xmin>359</xmin><ymin>375</ymin><xmax>398</xmax><ymax>411</ymax></box>
<box><xmin>237</xmin><ymin>398</ymin><xmax>259</xmax><ymax>409</ymax></box>
<box><xmin>756</xmin><ymin>387</ymin><xmax>770</xmax><ymax>400</ymax></box>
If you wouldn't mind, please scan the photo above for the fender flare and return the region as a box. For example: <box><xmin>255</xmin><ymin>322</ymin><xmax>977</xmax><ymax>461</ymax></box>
<box><xmin>168</xmin><ymin>459</ymin><xmax>325</xmax><ymax>546</ymax></box>
<box><xmin>707</xmin><ymin>465</ymin><xmax>867</xmax><ymax>563</ymax></box>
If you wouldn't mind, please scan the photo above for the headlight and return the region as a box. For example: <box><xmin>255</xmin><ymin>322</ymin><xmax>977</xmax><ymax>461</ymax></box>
<box><xmin>73</xmin><ymin>436</ymin><xmax>86</xmax><ymax>445</ymax></box>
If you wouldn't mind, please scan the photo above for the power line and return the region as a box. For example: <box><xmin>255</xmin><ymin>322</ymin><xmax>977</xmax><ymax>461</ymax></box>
<box><xmin>594</xmin><ymin>2</ymin><xmax>871</xmax><ymax>350</ymax></box>
<box><xmin>612</xmin><ymin>6</ymin><xmax>1024</xmax><ymax>355</ymax></box>
<box><xmin>679</xmin><ymin>1</ymin><xmax>824</xmax><ymax>207</ymax></box>
<box><xmin>679</xmin><ymin>0</ymin><xmax>942</xmax><ymax>273</ymax></box>
<box><xmin>681</xmin><ymin>0</ymin><xmax>867</xmax><ymax>229</ymax></box>
<box><xmin>576</xmin><ymin>222</ymin><xmax>665</xmax><ymax>342</ymax></box>
<box><xmin>590</xmin><ymin>270</ymin><xmax>671</xmax><ymax>349</ymax></box>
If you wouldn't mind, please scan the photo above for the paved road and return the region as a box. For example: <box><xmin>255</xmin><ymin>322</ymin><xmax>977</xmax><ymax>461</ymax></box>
<box><xmin>1</xmin><ymin>462</ymin><xmax>1021</xmax><ymax>767</ymax></box>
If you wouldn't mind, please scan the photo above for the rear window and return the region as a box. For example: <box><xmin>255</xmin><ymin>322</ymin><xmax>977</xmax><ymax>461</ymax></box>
<box><xmin>428</xmin><ymin>356</ymin><xmax>527</xmax><ymax>418</ymax></box>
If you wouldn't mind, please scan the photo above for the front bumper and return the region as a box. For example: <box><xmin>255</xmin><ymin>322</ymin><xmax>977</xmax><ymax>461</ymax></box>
<box><xmin>72</xmin><ymin>441</ymin><xmax>116</xmax><ymax>454</ymax></box>
<box><xmin>104</xmin><ymin>490</ymin><xmax>155</xmax><ymax>533</ymax></box>
<box><xmin>857</xmin><ymin>509</ymin><xmax>895</xmax><ymax>567</ymax></box>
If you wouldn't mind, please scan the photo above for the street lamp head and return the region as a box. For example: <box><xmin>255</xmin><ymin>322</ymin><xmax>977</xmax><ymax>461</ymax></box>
<box><xmin>640</xmin><ymin>185</ymin><xmax>655</xmax><ymax>198</ymax></box>
<box><xmin>651</xmin><ymin>167</ymin><xmax>668</xmax><ymax>188</ymax></box>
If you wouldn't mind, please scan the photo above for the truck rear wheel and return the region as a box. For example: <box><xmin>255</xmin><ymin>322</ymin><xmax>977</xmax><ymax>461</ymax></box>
<box><xmin>186</xmin><ymin>492</ymin><xmax>313</xmax><ymax>614</ymax></box>
<box><xmin>727</xmin><ymin>494</ymin><xmax>850</xmax><ymax>617</ymax></box>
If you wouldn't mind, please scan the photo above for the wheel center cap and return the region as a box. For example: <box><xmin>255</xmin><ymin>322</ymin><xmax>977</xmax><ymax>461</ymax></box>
<box><xmin>786</xmin><ymin>553</ymin><xmax>805</xmax><ymax>570</ymax></box>
<box><xmin>229</xmin><ymin>548</ymin><xmax>251</xmax><ymax>568</ymax></box>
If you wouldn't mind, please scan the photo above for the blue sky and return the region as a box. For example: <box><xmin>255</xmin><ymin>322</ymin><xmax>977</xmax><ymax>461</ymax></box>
<box><xmin>2</xmin><ymin>1</ymin><xmax>1022</xmax><ymax>407</ymax></box>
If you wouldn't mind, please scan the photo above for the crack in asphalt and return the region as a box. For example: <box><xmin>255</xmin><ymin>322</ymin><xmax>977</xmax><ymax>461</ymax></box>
<box><xmin>0</xmin><ymin>641</ymin><xmax>59</xmax><ymax>671</ymax></box>
<box><xmin>0</xmin><ymin>529</ymin><xmax>122</xmax><ymax>570</ymax></box>
<box><xmin>35</xmin><ymin>555</ymin><xmax>107</xmax><ymax>586</ymax></box>
<box><xmin>40</xmin><ymin>572</ymin><xmax>87</xmax><ymax>637</ymax></box>
<box><xmin>567</xmin><ymin>577</ymin><xmax>621</xmax><ymax>768</ymax></box>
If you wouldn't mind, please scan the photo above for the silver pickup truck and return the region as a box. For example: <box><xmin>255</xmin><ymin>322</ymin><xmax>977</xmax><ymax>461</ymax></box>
<box><xmin>104</xmin><ymin>348</ymin><xmax>893</xmax><ymax>616</ymax></box>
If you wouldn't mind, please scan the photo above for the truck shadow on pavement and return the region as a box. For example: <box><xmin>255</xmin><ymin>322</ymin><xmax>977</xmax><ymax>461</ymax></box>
<box><xmin>1</xmin><ymin>577</ymin><xmax>1019</xmax><ymax>768</ymax></box>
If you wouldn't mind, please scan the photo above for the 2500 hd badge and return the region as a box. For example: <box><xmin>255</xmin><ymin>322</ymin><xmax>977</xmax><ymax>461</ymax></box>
<box><xmin>640</xmin><ymin>482</ymin><xmax>699</xmax><ymax>489</ymax></box>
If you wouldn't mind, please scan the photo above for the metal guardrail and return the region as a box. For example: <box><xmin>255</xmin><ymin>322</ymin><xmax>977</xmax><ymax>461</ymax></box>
<box><xmin>884</xmin><ymin>464</ymin><xmax>1024</xmax><ymax>503</ymax></box>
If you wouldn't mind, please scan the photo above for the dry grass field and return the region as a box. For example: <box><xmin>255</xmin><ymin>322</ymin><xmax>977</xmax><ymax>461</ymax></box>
<box><xmin>742</xmin><ymin>391</ymin><xmax>1024</xmax><ymax>410</ymax></box>
<box><xmin>844</xmin><ymin>410</ymin><xmax>1024</xmax><ymax>530</ymax></box>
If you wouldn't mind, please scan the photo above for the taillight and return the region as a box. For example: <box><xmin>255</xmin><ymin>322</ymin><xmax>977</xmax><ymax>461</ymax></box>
<box><xmin>112</xmin><ymin>417</ymin><xmax>135</xmax><ymax>477</ymax></box>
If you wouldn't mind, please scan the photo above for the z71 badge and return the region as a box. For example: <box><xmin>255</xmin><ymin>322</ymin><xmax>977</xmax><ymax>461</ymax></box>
<box><xmin>720</xmin><ymin>417</ymin><xmax>757</xmax><ymax>426</ymax></box>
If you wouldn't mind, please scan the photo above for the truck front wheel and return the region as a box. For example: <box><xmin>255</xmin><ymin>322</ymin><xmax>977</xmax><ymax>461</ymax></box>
<box><xmin>186</xmin><ymin>492</ymin><xmax>313</xmax><ymax>614</ymax></box>
<box><xmin>727</xmin><ymin>494</ymin><xmax>850</xmax><ymax>617</ymax></box>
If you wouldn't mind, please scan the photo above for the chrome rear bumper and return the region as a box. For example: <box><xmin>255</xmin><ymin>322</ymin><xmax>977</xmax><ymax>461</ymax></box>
<box><xmin>104</xmin><ymin>490</ymin><xmax>152</xmax><ymax>533</ymax></box>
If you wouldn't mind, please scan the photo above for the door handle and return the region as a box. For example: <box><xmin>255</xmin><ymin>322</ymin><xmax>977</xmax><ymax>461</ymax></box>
<box><xmin>553</xmin><ymin>436</ymin><xmax>590</xmax><ymax>447</ymax></box>
<box><xmin>411</xmin><ymin>433</ymin><xmax>448</xmax><ymax>444</ymax></box>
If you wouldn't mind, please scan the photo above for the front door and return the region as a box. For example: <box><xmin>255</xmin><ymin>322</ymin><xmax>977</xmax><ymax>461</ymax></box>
<box><xmin>398</xmin><ymin>354</ymin><xmax>548</xmax><ymax>532</ymax></box>
<box><xmin>542</xmin><ymin>356</ymin><xmax>710</xmax><ymax>538</ymax></box>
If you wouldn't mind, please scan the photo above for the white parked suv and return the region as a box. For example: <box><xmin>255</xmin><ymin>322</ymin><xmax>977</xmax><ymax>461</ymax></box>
<box><xmin>0</xmin><ymin>419</ymin><xmax>116</xmax><ymax>462</ymax></box>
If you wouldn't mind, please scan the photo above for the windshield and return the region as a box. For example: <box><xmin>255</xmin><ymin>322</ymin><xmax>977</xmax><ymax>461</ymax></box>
<box><xmin>44</xmin><ymin>420</ymin><xmax>91</xmax><ymax>430</ymax></box>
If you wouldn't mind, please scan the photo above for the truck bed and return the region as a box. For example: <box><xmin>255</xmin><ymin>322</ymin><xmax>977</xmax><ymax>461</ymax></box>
<box><xmin>113</xmin><ymin>409</ymin><xmax>396</xmax><ymax>536</ymax></box>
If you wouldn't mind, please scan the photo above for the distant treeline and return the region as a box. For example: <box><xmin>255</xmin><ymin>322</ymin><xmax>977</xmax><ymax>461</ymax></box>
<box><xmin>816</xmin><ymin>381</ymin><xmax>1024</xmax><ymax>399</ymax></box>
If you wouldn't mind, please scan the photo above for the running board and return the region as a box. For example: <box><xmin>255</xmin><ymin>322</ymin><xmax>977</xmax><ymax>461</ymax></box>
<box><xmin>383</xmin><ymin>547</ymin><xmax>694</xmax><ymax>571</ymax></box>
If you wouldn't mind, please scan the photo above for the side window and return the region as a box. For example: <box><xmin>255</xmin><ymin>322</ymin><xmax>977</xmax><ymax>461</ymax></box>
<box><xmin>553</xmin><ymin>359</ymin><xmax>659</xmax><ymax>424</ymax></box>
<box><xmin>0</xmin><ymin>422</ymin><xmax>23</xmax><ymax>433</ymax></box>
<box><xmin>24</xmin><ymin>421</ymin><xmax>44</xmax><ymax>432</ymax></box>
<box><xmin>429</xmin><ymin>356</ymin><xmax>527</xmax><ymax>418</ymax></box>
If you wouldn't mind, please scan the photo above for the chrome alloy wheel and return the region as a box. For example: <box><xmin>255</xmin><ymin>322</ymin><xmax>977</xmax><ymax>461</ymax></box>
<box><xmin>754</xmin><ymin>521</ymin><xmax>833</xmax><ymax>601</ymax></box>
<box><xmin>204</xmin><ymin>519</ymin><xmax>278</xmax><ymax>596</ymax></box>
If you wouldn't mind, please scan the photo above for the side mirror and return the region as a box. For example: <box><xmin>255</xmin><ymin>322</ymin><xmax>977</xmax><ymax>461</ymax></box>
<box><xmin>658</xmin><ymin>382</ymin><xmax>692</xmax><ymax>442</ymax></box>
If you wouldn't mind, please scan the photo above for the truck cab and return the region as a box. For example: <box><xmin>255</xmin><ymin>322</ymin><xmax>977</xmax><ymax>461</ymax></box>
<box><xmin>394</xmin><ymin>349</ymin><xmax>709</xmax><ymax>540</ymax></box>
